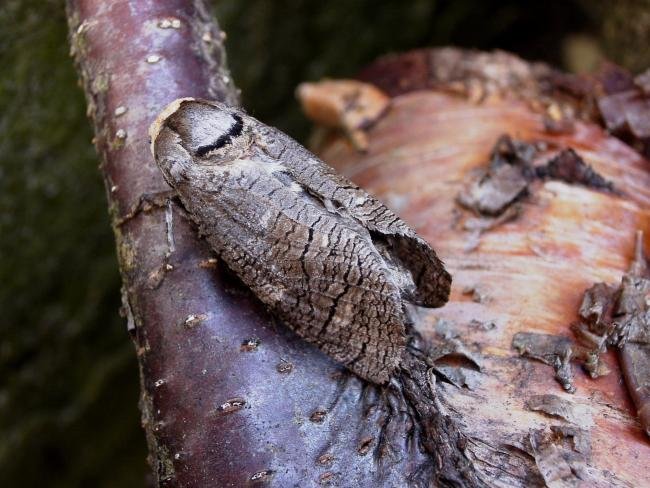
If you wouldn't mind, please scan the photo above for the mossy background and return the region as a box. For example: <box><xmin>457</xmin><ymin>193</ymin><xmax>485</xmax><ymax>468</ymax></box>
<box><xmin>0</xmin><ymin>0</ymin><xmax>646</xmax><ymax>486</ymax></box>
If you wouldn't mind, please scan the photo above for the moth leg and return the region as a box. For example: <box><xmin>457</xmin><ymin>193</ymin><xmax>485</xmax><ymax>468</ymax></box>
<box><xmin>115</xmin><ymin>190</ymin><xmax>178</xmax><ymax>226</ymax></box>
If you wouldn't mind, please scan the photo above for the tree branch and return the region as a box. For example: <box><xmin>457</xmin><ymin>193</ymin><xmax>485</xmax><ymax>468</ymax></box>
<box><xmin>67</xmin><ymin>2</ymin><xmax>455</xmax><ymax>485</ymax></box>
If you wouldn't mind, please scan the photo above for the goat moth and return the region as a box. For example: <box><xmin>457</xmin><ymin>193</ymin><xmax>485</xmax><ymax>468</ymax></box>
<box><xmin>149</xmin><ymin>99</ymin><xmax>451</xmax><ymax>384</ymax></box>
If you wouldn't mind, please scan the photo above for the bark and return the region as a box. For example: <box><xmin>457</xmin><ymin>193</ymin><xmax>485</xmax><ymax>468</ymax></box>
<box><xmin>67</xmin><ymin>2</ymin><xmax>650</xmax><ymax>487</ymax></box>
<box><xmin>66</xmin><ymin>2</ymin><xmax>477</xmax><ymax>486</ymax></box>
<box><xmin>312</xmin><ymin>48</ymin><xmax>650</xmax><ymax>487</ymax></box>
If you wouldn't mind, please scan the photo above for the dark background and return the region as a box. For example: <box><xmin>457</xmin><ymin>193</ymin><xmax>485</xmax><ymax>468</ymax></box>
<box><xmin>0</xmin><ymin>0</ymin><xmax>646</xmax><ymax>486</ymax></box>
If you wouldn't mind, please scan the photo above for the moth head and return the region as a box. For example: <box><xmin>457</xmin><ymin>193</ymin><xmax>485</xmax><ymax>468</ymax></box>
<box><xmin>150</xmin><ymin>99</ymin><xmax>251</xmax><ymax>182</ymax></box>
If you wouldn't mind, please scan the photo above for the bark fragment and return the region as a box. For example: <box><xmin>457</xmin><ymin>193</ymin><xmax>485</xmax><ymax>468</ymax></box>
<box><xmin>525</xmin><ymin>394</ymin><xmax>580</xmax><ymax>423</ymax></box>
<box><xmin>512</xmin><ymin>232</ymin><xmax>650</xmax><ymax>421</ymax></box>
<box><xmin>529</xmin><ymin>426</ymin><xmax>592</xmax><ymax>488</ymax></box>
<box><xmin>458</xmin><ymin>136</ymin><xmax>616</xmax><ymax>221</ymax></box>
<box><xmin>596</xmin><ymin>64</ymin><xmax>650</xmax><ymax>158</ymax></box>
<box><xmin>457</xmin><ymin>136</ymin><xmax>534</xmax><ymax>216</ymax></box>
<box><xmin>512</xmin><ymin>333</ymin><xmax>577</xmax><ymax>393</ymax></box>
<box><xmin>572</xmin><ymin>233</ymin><xmax>650</xmax><ymax>436</ymax></box>
<box><xmin>297</xmin><ymin>80</ymin><xmax>390</xmax><ymax>151</ymax></box>
<box><xmin>536</xmin><ymin>149</ymin><xmax>615</xmax><ymax>193</ymax></box>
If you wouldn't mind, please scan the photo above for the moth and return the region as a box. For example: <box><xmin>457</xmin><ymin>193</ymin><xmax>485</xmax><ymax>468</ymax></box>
<box><xmin>149</xmin><ymin>99</ymin><xmax>451</xmax><ymax>384</ymax></box>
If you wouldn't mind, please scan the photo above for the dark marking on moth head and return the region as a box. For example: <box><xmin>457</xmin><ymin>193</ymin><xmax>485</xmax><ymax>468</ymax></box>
<box><xmin>196</xmin><ymin>114</ymin><xmax>243</xmax><ymax>157</ymax></box>
<box><xmin>163</xmin><ymin>102</ymin><xmax>245</xmax><ymax>159</ymax></box>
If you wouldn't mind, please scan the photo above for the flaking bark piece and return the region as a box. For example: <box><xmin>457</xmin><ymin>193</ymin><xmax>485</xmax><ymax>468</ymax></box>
<box><xmin>576</xmin><ymin>232</ymin><xmax>650</xmax><ymax>349</ymax></box>
<box><xmin>427</xmin><ymin>332</ymin><xmax>483</xmax><ymax>390</ymax></box>
<box><xmin>615</xmin><ymin>274</ymin><xmax>650</xmax><ymax>344</ymax></box>
<box><xmin>457</xmin><ymin>135</ymin><xmax>537</xmax><ymax>216</ymax></box>
<box><xmin>573</xmin><ymin>282</ymin><xmax>619</xmax><ymax>377</ymax></box>
<box><xmin>577</xmin><ymin>282</ymin><xmax>618</xmax><ymax>337</ymax></box>
<box><xmin>525</xmin><ymin>394</ymin><xmax>579</xmax><ymax>423</ymax></box>
<box><xmin>529</xmin><ymin>426</ymin><xmax>593</xmax><ymax>488</ymax></box>
<box><xmin>458</xmin><ymin>136</ymin><xmax>617</xmax><ymax>223</ymax></box>
<box><xmin>619</xmin><ymin>343</ymin><xmax>650</xmax><ymax>438</ymax></box>
<box><xmin>615</xmin><ymin>236</ymin><xmax>650</xmax><ymax>437</ymax></box>
<box><xmin>573</xmin><ymin>232</ymin><xmax>650</xmax><ymax>436</ymax></box>
<box><xmin>296</xmin><ymin>80</ymin><xmax>390</xmax><ymax>152</ymax></box>
<box><xmin>571</xmin><ymin>323</ymin><xmax>611</xmax><ymax>378</ymax></box>
<box><xmin>536</xmin><ymin>149</ymin><xmax>616</xmax><ymax>193</ymax></box>
<box><xmin>512</xmin><ymin>332</ymin><xmax>577</xmax><ymax>393</ymax></box>
<box><xmin>596</xmin><ymin>64</ymin><xmax>650</xmax><ymax>157</ymax></box>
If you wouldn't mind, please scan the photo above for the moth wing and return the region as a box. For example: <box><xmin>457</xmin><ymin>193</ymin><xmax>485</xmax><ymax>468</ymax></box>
<box><xmin>270</xmin><ymin>138</ymin><xmax>451</xmax><ymax>308</ymax></box>
<box><xmin>185</xmin><ymin>177</ymin><xmax>407</xmax><ymax>384</ymax></box>
<box><xmin>252</xmin><ymin>209</ymin><xmax>407</xmax><ymax>383</ymax></box>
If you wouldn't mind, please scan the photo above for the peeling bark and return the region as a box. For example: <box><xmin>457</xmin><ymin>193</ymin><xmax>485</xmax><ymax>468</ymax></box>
<box><xmin>313</xmin><ymin>48</ymin><xmax>650</xmax><ymax>487</ymax></box>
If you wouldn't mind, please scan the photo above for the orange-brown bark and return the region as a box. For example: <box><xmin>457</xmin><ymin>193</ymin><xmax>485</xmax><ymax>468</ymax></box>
<box><xmin>311</xmin><ymin>49</ymin><xmax>650</xmax><ymax>486</ymax></box>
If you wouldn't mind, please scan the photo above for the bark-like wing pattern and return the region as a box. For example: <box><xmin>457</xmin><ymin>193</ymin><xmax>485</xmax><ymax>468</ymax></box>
<box><xmin>150</xmin><ymin>99</ymin><xmax>451</xmax><ymax>384</ymax></box>
<box><xmin>176</xmin><ymin>158</ymin><xmax>406</xmax><ymax>383</ymax></box>
<box><xmin>260</xmin><ymin>128</ymin><xmax>452</xmax><ymax>307</ymax></box>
